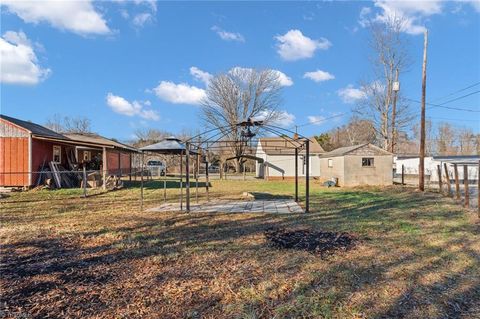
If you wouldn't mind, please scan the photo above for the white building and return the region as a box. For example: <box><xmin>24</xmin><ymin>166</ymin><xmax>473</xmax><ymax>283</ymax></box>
<box><xmin>255</xmin><ymin>137</ymin><xmax>324</xmax><ymax>179</ymax></box>
<box><xmin>394</xmin><ymin>155</ymin><xmax>479</xmax><ymax>182</ymax></box>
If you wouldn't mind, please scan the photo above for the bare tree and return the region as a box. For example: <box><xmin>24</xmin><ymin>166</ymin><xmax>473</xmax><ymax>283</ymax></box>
<box><xmin>436</xmin><ymin>122</ymin><xmax>457</xmax><ymax>155</ymax></box>
<box><xmin>355</xmin><ymin>15</ymin><xmax>413</xmax><ymax>150</ymax></box>
<box><xmin>131</xmin><ymin>128</ymin><xmax>170</xmax><ymax>147</ymax></box>
<box><xmin>458</xmin><ymin>127</ymin><xmax>476</xmax><ymax>155</ymax></box>
<box><xmin>315</xmin><ymin>118</ymin><xmax>377</xmax><ymax>151</ymax></box>
<box><xmin>201</xmin><ymin>68</ymin><xmax>283</xmax><ymax>172</ymax></box>
<box><xmin>45</xmin><ymin>114</ymin><xmax>92</xmax><ymax>133</ymax></box>
<box><xmin>412</xmin><ymin>119</ymin><xmax>434</xmax><ymax>155</ymax></box>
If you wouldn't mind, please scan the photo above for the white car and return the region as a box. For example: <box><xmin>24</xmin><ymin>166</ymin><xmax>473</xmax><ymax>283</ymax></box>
<box><xmin>146</xmin><ymin>160</ymin><xmax>166</xmax><ymax>176</ymax></box>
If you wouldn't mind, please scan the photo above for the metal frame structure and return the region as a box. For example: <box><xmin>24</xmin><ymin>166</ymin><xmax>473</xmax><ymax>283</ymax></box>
<box><xmin>181</xmin><ymin>118</ymin><xmax>311</xmax><ymax>213</ymax></box>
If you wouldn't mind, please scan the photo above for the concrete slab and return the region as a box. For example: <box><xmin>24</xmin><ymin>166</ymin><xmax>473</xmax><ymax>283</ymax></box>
<box><xmin>147</xmin><ymin>199</ymin><xmax>304</xmax><ymax>214</ymax></box>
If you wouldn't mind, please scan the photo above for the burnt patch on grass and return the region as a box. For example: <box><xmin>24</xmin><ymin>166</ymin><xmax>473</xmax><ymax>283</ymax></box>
<box><xmin>264</xmin><ymin>227</ymin><xmax>358</xmax><ymax>257</ymax></box>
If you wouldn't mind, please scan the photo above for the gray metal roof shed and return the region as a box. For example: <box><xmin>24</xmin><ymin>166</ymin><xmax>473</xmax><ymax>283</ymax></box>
<box><xmin>139</xmin><ymin>137</ymin><xmax>198</xmax><ymax>154</ymax></box>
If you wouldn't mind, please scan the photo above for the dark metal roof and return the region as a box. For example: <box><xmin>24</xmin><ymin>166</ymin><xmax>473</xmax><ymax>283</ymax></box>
<box><xmin>64</xmin><ymin>133</ymin><xmax>138</xmax><ymax>152</ymax></box>
<box><xmin>258</xmin><ymin>137</ymin><xmax>324</xmax><ymax>155</ymax></box>
<box><xmin>0</xmin><ymin>114</ymin><xmax>68</xmax><ymax>140</ymax></box>
<box><xmin>140</xmin><ymin>137</ymin><xmax>196</xmax><ymax>154</ymax></box>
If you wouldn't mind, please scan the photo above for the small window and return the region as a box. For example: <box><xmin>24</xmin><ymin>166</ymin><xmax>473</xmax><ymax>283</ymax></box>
<box><xmin>83</xmin><ymin>151</ymin><xmax>91</xmax><ymax>161</ymax></box>
<box><xmin>362</xmin><ymin>157</ymin><xmax>374</xmax><ymax>167</ymax></box>
<box><xmin>328</xmin><ymin>159</ymin><xmax>333</xmax><ymax>168</ymax></box>
<box><xmin>53</xmin><ymin>145</ymin><xmax>61</xmax><ymax>163</ymax></box>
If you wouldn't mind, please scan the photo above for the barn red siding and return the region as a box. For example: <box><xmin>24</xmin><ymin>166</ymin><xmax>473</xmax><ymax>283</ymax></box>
<box><xmin>0</xmin><ymin>119</ymin><xmax>30</xmax><ymax>187</ymax></box>
<box><xmin>106</xmin><ymin>150</ymin><xmax>131</xmax><ymax>175</ymax></box>
<box><xmin>0</xmin><ymin>137</ymin><xmax>29</xmax><ymax>186</ymax></box>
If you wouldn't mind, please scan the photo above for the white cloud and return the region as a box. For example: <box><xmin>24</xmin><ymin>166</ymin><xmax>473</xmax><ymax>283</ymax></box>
<box><xmin>190</xmin><ymin>66</ymin><xmax>213</xmax><ymax>86</ymax></box>
<box><xmin>273</xmin><ymin>70</ymin><xmax>294</xmax><ymax>87</ymax></box>
<box><xmin>307</xmin><ymin>115</ymin><xmax>326</xmax><ymax>125</ymax></box>
<box><xmin>337</xmin><ymin>85</ymin><xmax>366</xmax><ymax>103</ymax></box>
<box><xmin>275</xmin><ymin>29</ymin><xmax>331</xmax><ymax>61</ymax></box>
<box><xmin>272</xmin><ymin>110</ymin><xmax>296</xmax><ymax>127</ymax></box>
<box><xmin>1</xmin><ymin>0</ymin><xmax>110</xmax><ymax>35</ymax></box>
<box><xmin>463</xmin><ymin>0</ymin><xmax>480</xmax><ymax>12</ymax></box>
<box><xmin>255</xmin><ymin>110</ymin><xmax>296</xmax><ymax>127</ymax></box>
<box><xmin>106</xmin><ymin>93</ymin><xmax>159</xmax><ymax>120</ymax></box>
<box><xmin>0</xmin><ymin>31</ymin><xmax>51</xmax><ymax>85</ymax></box>
<box><xmin>229</xmin><ymin>67</ymin><xmax>293</xmax><ymax>87</ymax></box>
<box><xmin>358</xmin><ymin>7</ymin><xmax>372</xmax><ymax>27</ymax></box>
<box><xmin>153</xmin><ymin>81</ymin><xmax>206</xmax><ymax>105</ymax></box>
<box><xmin>211</xmin><ymin>26</ymin><xmax>245</xmax><ymax>42</ymax></box>
<box><xmin>303</xmin><ymin>70</ymin><xmax>335</xmax><ymax>83</ymax></box>
<box><xmin>360</xmin><ymin>1</ymin><xmax>444</xmax><ymax>35</ymax></box>
<box><xmin>132</xmin><ymin>13</ymin><xmax>153</xmax><ymax>28</ymax></box>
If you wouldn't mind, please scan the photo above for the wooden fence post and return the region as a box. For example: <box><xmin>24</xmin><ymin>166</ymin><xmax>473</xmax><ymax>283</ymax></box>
<box><xmin>443</xmin><ymin>163</ymin><xmax>452</xmax><ymax>197</ymax></box>
<box><xmin>463</xmin><ymin>165</ymin><xmax>469</xmax><ymax>208</ymax></box>
<box><xmin>454</xmin><ymin>164</ymin><xmax>460</xmax><ymax>200</ymax></box>
<box><xmin>437</xmin><ymin>165</ymin><xmax>443</xmax><ymax>194</ymax></box>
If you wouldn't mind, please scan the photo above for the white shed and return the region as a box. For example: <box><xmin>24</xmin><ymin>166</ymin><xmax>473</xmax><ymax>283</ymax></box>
<box><xmin>255</xmin><ymin>137</ymin><xmax>324</xmax><ymax>179</ymax></box>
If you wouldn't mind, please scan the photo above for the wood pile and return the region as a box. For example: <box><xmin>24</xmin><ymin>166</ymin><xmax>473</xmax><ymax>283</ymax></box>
<box><xmin>35</xmin><ymin>162</ymin><xmax>81</xmax><ymax>189</ymax></box>
<box><xmin>264</xmin><ymin>228</ymin><xmax>357</xmax><ymax>256</ymax></box>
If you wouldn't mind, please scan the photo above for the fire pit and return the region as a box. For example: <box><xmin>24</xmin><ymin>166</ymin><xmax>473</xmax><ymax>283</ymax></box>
<box><xmin>264</xmin><ymin>228</ymin><xmax>357</xmax><ymax>256</ymax></box>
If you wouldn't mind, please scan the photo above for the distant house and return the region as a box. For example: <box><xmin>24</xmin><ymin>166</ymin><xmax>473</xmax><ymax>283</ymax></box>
<box><xmin>320</xmin><ymin>143</ymin><xmax>393</xmax><ymax>186</ymax></box>
<box><xmin>0</xmin><ymin>115</ymin><xmax>137</xmax><ymax>187</ymax></box>
<box><xmin>395</xmin><ymin>155</ymin><xmax>479</xmax><ymax>183</ymax></box>
<box><xmin>255</xmin><ymin>137</ymin><xmax>324</xmax><ymax>179</ymax></box>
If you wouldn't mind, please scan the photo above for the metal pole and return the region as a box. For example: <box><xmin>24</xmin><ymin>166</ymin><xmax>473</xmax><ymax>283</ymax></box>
<box><xmin>185</xmin><ymin>142</ymin><xmax>190</xmax><ymax>212</ymax></box>
<box><xmin>294</xmin><ymin>147</ymin><xmax>298</xmax><ymax>202</ymax></box>
<box><xmin>206</xmin><ymin>161</ymin><xmax>210</xmax><ymax>202</ymax></box>
<box><xmin>180</xmin><ymin>152</ymin><xmax>183</xmax><ymax>211</ymax></box>
<box><xmin>401</xmin><ymin>164</ymin><xmax>405</xmax><ymax>185</ymax></box>
<box><xmin>140</xmin><ymin>152</ymin><xmax>144</xmax><ymax>211</ymax></box>
<box><xmin>196</xmin><ymin>154</ymin><xmax>199</xmax><ymax>204</ymax></box>
<box><xmin>305</xmin><ymin>140</ymin><xmax>310</xmax><ymax>213</ymax></box>
<box><xmin>243</xmin><ymin>159</ymin><xmax>246</xmax><ymax>181</ymax></box>
<box><xmin>82</xmin><ymin>165</ymin><xmax>87</xmax><ymax>198</ymax></box>
<box><xmin>163</xmin><ymin>163</ymin><xmax>167</xmax><ymax>204</ymax></box>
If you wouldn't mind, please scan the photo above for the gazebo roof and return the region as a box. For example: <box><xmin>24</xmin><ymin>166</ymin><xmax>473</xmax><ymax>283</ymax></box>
<box><xmin>140</xmin><ymin>136</ymin><xmax>197</xmax><ymax>154</ymax></box>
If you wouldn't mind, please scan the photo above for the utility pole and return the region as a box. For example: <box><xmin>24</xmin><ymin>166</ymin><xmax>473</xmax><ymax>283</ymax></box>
<box><xmin>391</xmin><ymin>68</ymin><xmax>400</xmax><ymax>153</ymax></box>
<box><xmin>419</xmin><ymin>30</ymin><xmax>428</xmax><ymax>191</ymax></box>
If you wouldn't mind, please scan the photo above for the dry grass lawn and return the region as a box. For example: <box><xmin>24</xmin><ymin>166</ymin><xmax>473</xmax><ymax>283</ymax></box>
<box><xmin>1</xmin><ymin>179</ymin><xmax>479</xmax><ymax>318</ymax></box>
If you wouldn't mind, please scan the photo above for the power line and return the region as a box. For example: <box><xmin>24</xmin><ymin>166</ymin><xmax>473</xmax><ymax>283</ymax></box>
<box><xmin>405</xmin><ymin>97</ymin><xmax>480</xmax><ymax>112</ymax></box>
<box><xmin>436</xmin><ymin>90</ymin><xmax>480</xmax><ymax>105</ymax></box>
<box><xmin>430</xmin><ymin>81</ymin><xmax>480</xmax><ymax>103</ymax></box>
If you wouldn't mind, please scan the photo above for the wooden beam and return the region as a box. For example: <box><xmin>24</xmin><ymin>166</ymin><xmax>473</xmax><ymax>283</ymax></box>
<box><xmin>102</xmin><ymin>147</ymin><xmax>107</xmax><ymax>190</ymax></box>
<box><xmin>443</xmin><ymin>163</ymin><xmax>451</xmax><ymax>197</ymax></box>
<box><xmin>454</xmin><ymin>164</ymin><xmax>460</xmax><ymax>200</ymax></box>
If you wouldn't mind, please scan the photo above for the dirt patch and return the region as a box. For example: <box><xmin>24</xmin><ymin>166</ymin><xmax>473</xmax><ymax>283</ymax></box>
<box><xmin>264</xmin><ymin>228</ymin><xmax>358</xmax><ymax>256</ymax></box>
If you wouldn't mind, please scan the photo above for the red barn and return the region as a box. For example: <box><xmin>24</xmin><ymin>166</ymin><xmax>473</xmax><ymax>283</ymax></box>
<box><xmin>0</xmin><ymin>115</ymin><xmax>137</xmax><ymax>188</ymax></box>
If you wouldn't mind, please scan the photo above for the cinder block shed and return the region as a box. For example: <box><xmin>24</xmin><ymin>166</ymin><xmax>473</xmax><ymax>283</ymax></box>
<box><xmin>320</xmin><ymin>143</ymin><xmax>393</xmax><ymax>187</ymax></box>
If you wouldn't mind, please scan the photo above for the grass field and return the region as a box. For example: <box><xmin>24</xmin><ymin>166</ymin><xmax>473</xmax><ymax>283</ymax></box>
<box><xmin>1</xmin><ymin>179</ymin><xmax>479</xmax><ymax>318</ymax></box>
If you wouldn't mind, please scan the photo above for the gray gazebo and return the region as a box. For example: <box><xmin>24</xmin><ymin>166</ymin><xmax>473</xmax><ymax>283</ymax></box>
<box><xmin>139</xmin><ymin>137</ymin><xmax>200</xmax><ymax>210</ymax></box>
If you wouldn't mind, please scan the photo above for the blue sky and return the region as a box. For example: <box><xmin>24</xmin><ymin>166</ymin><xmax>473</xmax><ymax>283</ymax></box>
<box><xmin>1</xmin><ymin>1</ymin><xmax>479</xmax><ymax>141</ymax></box>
